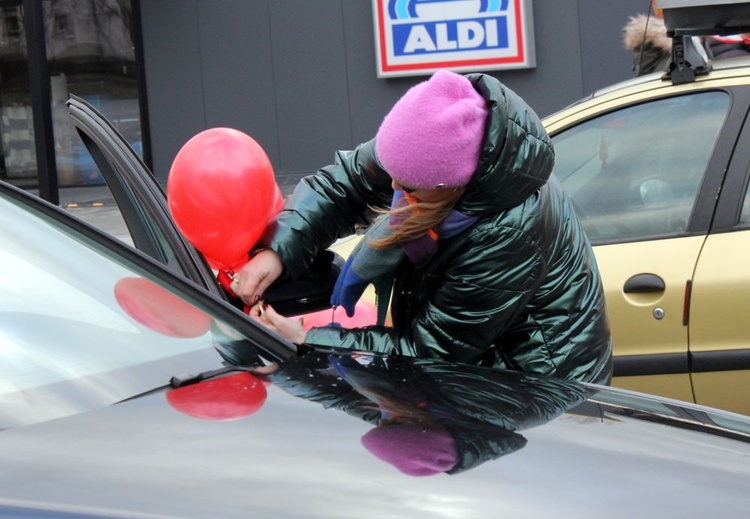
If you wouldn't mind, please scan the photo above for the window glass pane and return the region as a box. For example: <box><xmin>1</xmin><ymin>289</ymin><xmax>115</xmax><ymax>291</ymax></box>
<box><xmin>553</xmin><ymin>92</ymin><xmax>729</xmax><ymax>244</ymax></box>
<box><xmin>43</xmin><ymin>0</ymin><xmax>140</xmax><ymax>243</ymax></box>
<box><xmin>0</xmin><ymin>3</ymin><xmax>38</xmax><ymax>190</ymax></box>
<box><xmin>47</xmin><ymin>0</ymin><xmax>141</xmax><ymax>192</ymax></box>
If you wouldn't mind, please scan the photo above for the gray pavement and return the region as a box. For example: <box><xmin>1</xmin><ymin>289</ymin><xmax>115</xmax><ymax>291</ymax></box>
<box><xmin>60</xmin><ymin>185</ymin><xmax>132</xmax><ymax>244</ymax></box>
<box><xmin>66</xmin><ymin>203</ymin><xmax>132</xmax><ymax>245</ymax></box>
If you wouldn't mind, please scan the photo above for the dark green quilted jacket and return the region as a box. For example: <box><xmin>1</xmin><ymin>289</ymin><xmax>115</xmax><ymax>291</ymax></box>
<box><xmin>261</xmin><ymin>73</ymin><xmax>612</xmax><ymax>384</ymax></box>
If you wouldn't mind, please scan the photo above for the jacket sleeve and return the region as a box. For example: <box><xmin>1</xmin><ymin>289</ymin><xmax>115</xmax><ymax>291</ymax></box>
<box><xmin>304</xmin><ymin>222</ymin><xmax>546</xmax><ymax>365</ymax></box>
<box><xmin>260</xmin><ymin>139</ymin><xmax>393</xmax><ymax>279</ymax></box>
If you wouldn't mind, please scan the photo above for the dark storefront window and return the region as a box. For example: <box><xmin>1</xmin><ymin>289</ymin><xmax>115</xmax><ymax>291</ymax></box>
<box><xmin>45</xmin><ymin>0</ymin><xmax>141</xmax><ymax>191</ymax></box>
<box><xmin>0</xmin><ymin>0</ymin><xmax>142</xmax><ymax>202</ymax></box>
<box><xmin>0</xmin><ymin>2</ymin><xmax>37</xmax><ymax>189</ymax></box>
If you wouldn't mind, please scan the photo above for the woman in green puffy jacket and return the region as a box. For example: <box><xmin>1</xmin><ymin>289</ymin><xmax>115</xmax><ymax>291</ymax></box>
<box><xmin>233</xmin><ymin>70</ymin><xmax>612</xmax><ymax>384</ymax></box>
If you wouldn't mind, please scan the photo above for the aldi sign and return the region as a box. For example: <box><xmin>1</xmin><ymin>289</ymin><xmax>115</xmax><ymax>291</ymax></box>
<box><xmin>372</xmin><ymin>0</ymin><xmax>536</xmax><ymax>77</ymax></box>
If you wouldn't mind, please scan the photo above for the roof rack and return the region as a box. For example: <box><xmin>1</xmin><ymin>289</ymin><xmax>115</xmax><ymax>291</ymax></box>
<box><xmin>659</xmin><ymin>0</ymin><xmax>750</xmax><ymax>36</ymax></box>
<box><xmin>662</xmin><ymin>34</ymin><xmax>711</xmax><ymax>84</ymax></box>
<box><xmin>657</xmin><ymin>0</ymin><xmax>750</xmax><ymax>84</ymax></box>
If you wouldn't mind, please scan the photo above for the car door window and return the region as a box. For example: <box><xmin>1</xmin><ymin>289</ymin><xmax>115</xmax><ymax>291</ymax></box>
<box><xmin>739</xmin><ymin>178</ymin><xmax>750</xmax><ymax>225</ymax></box>
<box><xmin>553</xmin><ymin>92</ymin><xmax>729</xmax><ymax>244</ymax></box>
<box><xmin>67</xmin><ymin>96</ymin><xmax>223</xmax><ymax>298</ymax></box>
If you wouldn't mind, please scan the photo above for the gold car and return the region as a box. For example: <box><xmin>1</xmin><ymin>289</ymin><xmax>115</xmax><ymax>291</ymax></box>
<box><xmin>543</xmin><ymin>57</ymin><xmax>750</xmax><ymax>415</ymax></box>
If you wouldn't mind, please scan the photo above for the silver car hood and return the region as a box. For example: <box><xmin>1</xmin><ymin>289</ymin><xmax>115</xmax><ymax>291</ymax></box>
<box><xmin>1</xmin><ymin>352</ymin><xmax>749</xmax><ymax>518</ymax></box>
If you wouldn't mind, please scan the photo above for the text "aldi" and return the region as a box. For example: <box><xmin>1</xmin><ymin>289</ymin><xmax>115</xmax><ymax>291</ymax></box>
<box><xmin>372</xmin><ymin>0</ymin><xmax>536</xmax><ymax>77</ymax></box>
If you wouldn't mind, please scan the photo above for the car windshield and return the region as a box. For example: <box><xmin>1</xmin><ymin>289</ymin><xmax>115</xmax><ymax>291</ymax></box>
<box><xmin>0</xmin><ymin>187</ymin><xmax>283</xmax><ymax>429</ymax></box>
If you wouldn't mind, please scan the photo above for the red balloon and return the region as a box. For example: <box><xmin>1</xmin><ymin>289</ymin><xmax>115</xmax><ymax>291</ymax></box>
<box><xmin>166</xmin><ymin>372</ymin><xmax>267</xmax><ymax>421</ymax></box>
<box><xmin>294</xmin><ymin>301</ymin><xmax>379</xmax><ymax>330</ymax></box>
<box><xmin>268</xmin><ymin>182</ymin><xmax>285</xmax><ymax>220</ymax></box>
<box><xmin>114</xmin><ymin>277</ymin><xmax>212</xmax><ymax>338</ymax></box>
<box><xmin>206</xmin><ymin>257</ymin><xmax>221</xmax><ymax>271</ymax></box>
<box><xmin>167</xmin><ymin>128</ymin><xmax>276</xmax><ymax>271</ymax></box>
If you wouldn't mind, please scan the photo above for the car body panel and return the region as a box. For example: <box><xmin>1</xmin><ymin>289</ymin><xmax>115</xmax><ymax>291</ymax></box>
<box><xmin>690</xmin><ymin>231</ymin><xmax>750</xmax><ymax>355</ymax></box>
<box><xmin>1</xmin><ymin>355</ymin><xmax>750</xmax><ymax>518</ymax></box>
<box><xmin>594</xmin><ymin>237</ymin><xmax>702</xmax><ymax>359</ymax></box>
<box><xmin>594</xmin><ymin>238</ymin><xmax>701</xmax><ymax>402</ymax></box>
<box><xmin>692</xmin><ymin>370</ymin><xmax>750</xmax><ymax>412</ymax></box>
<box><xmin>689</xmin><ymin>231</ymin><xmax>750</xmax><ymax>409</ymax></box>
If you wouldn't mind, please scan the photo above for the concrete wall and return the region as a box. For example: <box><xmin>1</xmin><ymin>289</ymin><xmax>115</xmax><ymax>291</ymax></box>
<box><xmin>140</xmin><ymin>0</ymin><xmax>648</xmax><ymax>191</ymax></box>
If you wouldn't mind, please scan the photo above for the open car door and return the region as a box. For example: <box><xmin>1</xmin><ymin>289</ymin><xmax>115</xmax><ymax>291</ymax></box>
<box><xmin>66</xmin><ymin>95</ymin><xmax>340</xmax><ymax>316</ymax></box>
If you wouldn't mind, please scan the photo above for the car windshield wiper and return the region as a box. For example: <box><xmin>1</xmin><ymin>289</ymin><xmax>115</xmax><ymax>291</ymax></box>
<box><xmin>169</xmin><ymin>364</ymin><xmax>263</xmax><ymax>388</ymax></box>
<box><xmin>170</xmin><ymin>342</ymin><xmax>323</xmax><ymax>388</ymax></box>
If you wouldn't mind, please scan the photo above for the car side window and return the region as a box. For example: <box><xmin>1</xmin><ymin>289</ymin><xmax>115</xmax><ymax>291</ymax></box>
<box><xmin>552</xmin><ymin>92</ymin><xmax>729</xmax><ymax>244</ymax></box>
<box><xmin>739</xmin><ymin>180</ymin><xmax>750</xmax><ymax>225</ymax></box>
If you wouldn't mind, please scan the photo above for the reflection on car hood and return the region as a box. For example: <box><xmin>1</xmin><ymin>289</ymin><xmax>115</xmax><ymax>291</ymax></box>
<box><xmin>1</xmin><ymin>351</ymin><xmax>749</xmax><ymax>518</ymax></box>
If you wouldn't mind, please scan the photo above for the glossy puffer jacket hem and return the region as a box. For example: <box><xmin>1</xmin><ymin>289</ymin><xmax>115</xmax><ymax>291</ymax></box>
<box><xmin>261</xmin><ymin>73</ymin><xmax>612</xmax><ymax>384</ymax></box>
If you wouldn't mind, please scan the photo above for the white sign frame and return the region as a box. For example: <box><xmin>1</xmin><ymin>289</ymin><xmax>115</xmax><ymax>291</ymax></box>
<box><xmin>372</xmin><ymin>0</ymin><xmax>536</xmax><ymax>78</ymax></box>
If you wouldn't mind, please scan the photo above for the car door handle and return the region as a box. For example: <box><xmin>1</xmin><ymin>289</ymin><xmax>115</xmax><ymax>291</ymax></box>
<box><xmin>623</xmin><ymin>273</ymin><xmax>665</xmax><ymax>293</ymax></box>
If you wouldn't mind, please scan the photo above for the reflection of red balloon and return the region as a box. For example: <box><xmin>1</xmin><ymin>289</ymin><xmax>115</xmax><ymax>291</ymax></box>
<box><xmin>167</xmin><ymin>128</ymin><xmax>276</xmax><ymax>272</ymax></box>
<box><xmin>294</xmin><ymin>301</ymin><xmax>378</xmax><ymax>330</ymax></box>
<box><xmin>114</xmin><ymin>277</ymin><xmax>212</xmax><ymax>338</ymax></box>
<box><xmin>166</xmin><ymin>372</ymin><xmax>267</xmax><ymax>421</ymax></box>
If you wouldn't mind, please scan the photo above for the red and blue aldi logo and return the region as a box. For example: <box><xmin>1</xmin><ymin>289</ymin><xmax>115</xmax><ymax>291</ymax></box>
<box><xmin>372</xmin><ymin>0</ymin><xmax>536</xmax><ymax>77</ymax></box>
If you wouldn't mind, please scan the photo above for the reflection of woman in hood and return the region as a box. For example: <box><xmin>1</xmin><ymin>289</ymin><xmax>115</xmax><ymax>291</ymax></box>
<box><xmin>623</xmin><ymin>9</ymin><xmax>672</xmax><ymax>76</ymax></box>
<box><xmin>257</xmin><ymin>352</ymin><xmax>591</xmax><ymax>476</ymax></box>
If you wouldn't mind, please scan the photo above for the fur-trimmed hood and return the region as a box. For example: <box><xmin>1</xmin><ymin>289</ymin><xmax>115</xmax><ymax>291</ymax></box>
<box><xmin>623</xmin><ymin>14</ymin><xmax>671</xmax><ymax>52</ymax></box>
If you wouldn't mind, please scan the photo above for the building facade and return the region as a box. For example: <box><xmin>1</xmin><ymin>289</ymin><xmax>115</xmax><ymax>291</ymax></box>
<box><xmin>1</xmin><ymin>0</ymin><xmax>648</xmax><ymax>204</ymax></box>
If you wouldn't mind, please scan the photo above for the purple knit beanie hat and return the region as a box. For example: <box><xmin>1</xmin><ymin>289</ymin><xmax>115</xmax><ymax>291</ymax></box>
<box><xmin>361</xmin><ymin>424</ymin><xmax>459</xmax><ymax>476</ymax></box>
<box><xmin>375</xmin><ymin>69</ymin><xmax>488</xmax><ymax>190</ymax></box>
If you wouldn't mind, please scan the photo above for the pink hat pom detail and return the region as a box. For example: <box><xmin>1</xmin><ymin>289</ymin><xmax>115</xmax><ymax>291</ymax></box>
<box><xmin>375</xmin><ymin>70</ymin><xmax>488</xmax><ymax>189</ymax></box>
